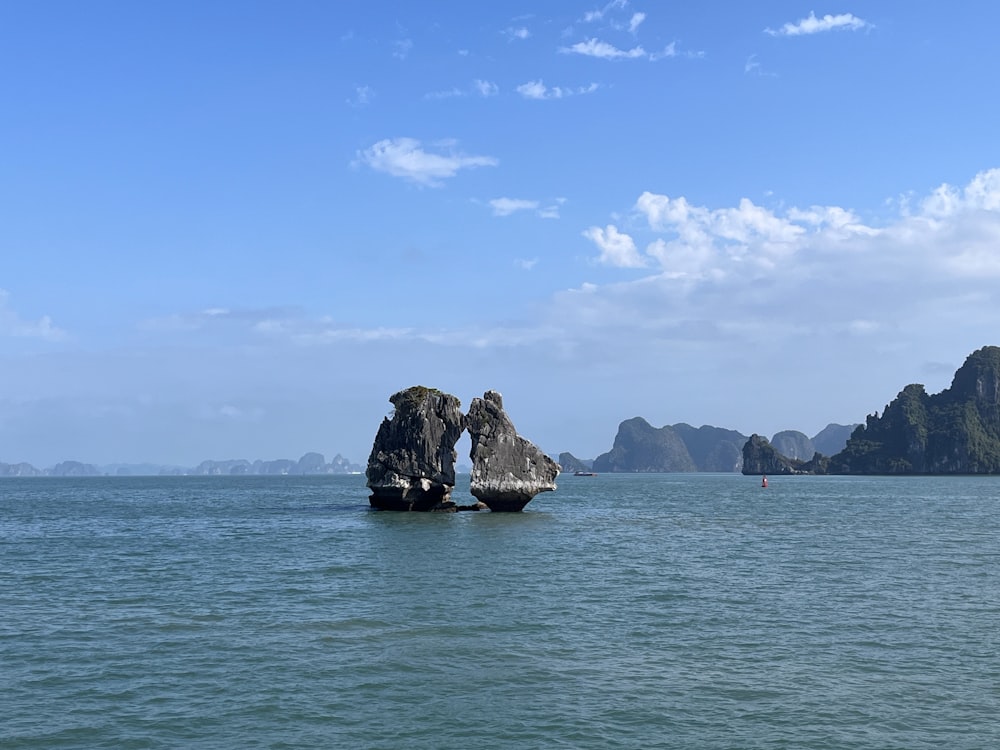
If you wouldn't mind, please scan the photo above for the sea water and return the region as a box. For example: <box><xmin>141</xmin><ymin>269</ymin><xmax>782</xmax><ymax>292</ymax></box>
<box><xmin>2</xmin><ymin>473</ymin><xmax>999</xmax><ymax>749</ymax></box>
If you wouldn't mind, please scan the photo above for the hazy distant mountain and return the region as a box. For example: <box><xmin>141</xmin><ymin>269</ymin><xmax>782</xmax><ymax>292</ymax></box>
<box><xmin>50</xmin><ymin>461</ymin><xmax>100</xmax><ymax>477</ymax></box>
<box><xmin>672</xmin><ymin>423</ymin><xmax>748</xmax><ymax>472</ymax></box>
<box><xmin>811</xmin><ymin>424</ymin><xmax>859</xmax><ymax>457</ymax></box>
<box><xmin>557</xmin><ymin>452</ymin><xmax>593</xmax><ymax>472</ymax></box>
<box><xmin>583</xmin><ymin>420</ymin><xmax>858</xmax><ymax>473</ymax></box>
<box><xmin>0</xmin><ymin>462</ymin><xmax>44</xmax><ymax>477</ymax></box>
<box><xmin>0</xmin><ymin>452</ymin><xmax>363</xmax><ymax>477</ymax></box>
<box><xmin>191</xmin><ymin>453</ymin><xmax>362</xmax><ymax>475</ymax></box>
<box><xmin>770</xmin><ymin>430</ymin><xmax>814</xmax><ymax>461</ymax></box>
<box><xmin>104</xmin><ymin>463</ymin><xmax>185</xmax><ymax>476</ymax></box>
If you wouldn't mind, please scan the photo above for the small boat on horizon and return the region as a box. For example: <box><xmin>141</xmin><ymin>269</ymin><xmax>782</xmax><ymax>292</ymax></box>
<box><xmin>573</xmin><ymin>470</ymin><xmax>597</xmax><ymax>476</ymax></box>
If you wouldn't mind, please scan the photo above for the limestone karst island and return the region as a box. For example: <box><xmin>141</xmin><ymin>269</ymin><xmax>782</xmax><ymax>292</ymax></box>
<box><xmin>366</xmin><ymin>387</ymin><xmax>559</xmax><ymax>512</ymax></box>
<box><xmin>742</xmin><ymin>345</ymin><xmax>1000</xmax><ymax>475</ymax></box>
<box><xmin>554</xmin><ymin>345</ymin><xmax>1000</xmax><ymax>478</ymax></box>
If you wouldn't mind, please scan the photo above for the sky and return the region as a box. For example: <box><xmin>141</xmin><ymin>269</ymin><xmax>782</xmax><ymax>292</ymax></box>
<box><xmin>3</xmin><ymin>1</ymin><xmax>1000</xmax><ymax>468</ymax></box>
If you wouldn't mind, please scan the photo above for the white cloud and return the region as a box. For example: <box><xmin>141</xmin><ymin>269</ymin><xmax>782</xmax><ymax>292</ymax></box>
<box><xmin>356</xmin><ymin>137</ymin><xmax>498</xmax><ymax>187</ymax></box>
<box><xmin>490</xmin><ymin>196</ymin><xmax>564</xmax><ymax>220</ymax></box>
<box><xmin>766</xmin><ymin>11</ymin><xmax>871</xmax><ymax>37</ymax></box>
<box><xmin>628</xmin><ymin>12</ymin><xmax>645</xmax><ymax>33</ymax></box>
<box><xmin>140</xmin><ymin>306</ymin><xmax>297</xmax><ymax>334</ymax></box>
<box><xmin>424</xmin><ymin>87</ymin><xmax>465</xmax><ymax>100</ymax></box>
<box><xmin>393</xmin><ymin>38</ymin><xmax>413</xmax><ymax>59</ymax></box>
<box><xmin>505</xmin><ymin>26</ymin><xmax>530</xmax><ymax>40</ymax></box>
<box><xmin>578</xmin><ymin>169</ymin><xmax>1000</xmax><ymax>310</ymax></box>
<box><xmin>490</xmin><ymin>197</ymin><xmax>539</xmax><ymax>216</ymax></box>
<box><xmin>0</xmin><ymin>290</ymin><xmax>66</xmax><ymax>341</ymax></box>
<box><xmin>513</xmin><ymin>170</ymin><xmax>1000</xmax><ymax>431</ymax></box>
<box><xmin>427</xmin><ymin>80</ymin><xmax>499</xmax><ymax>100</ymax></box>
<box><xmin>63</xmin><ymin>169</ymin><xmax>1000</xmax><ymax>468</ymax></box>
<box><xmin>516</xmin><ymin>79</ymin><xmax>600</xmax><ymax>99</ymax></box>
<box><xmin>474</xmin><ymin>79</ymin><xmax>499</xmax><ymax>97</ymax></box>
<box><xmin>920</xmin><ymin>169</ymin><xmax>1000</xmax><ymax>218</ymax></box>
<box><xmin>562</xmin><ymin>38</ymin><xmax>701</xmax><ymax>62</ymax></box>
<box><xmin>561</xmin><ymin>38</ymin><xmax>646</xmax><ymax>59</ymax></box>
<box><xmin>516</xmin><ymin>80</ymin><xmax>547</xmax><ymax>99</ymax></box>
<box><xmin>582</xmin><ymin>0</ymin><xmax>628</xmax><ymax>23</ymax></box>
<box><xmin>582</xmin><ymin>225</ymin><xmax>647</xmax><ymax>268</ymax></box>
<box><xmin>438</xmin><ymin>169</ymin><xmax>1000</xmax><ymax>387</ymax></box>
<box><xmin>648</xmin><ymin>43</ymin><xmax>677</xmax><ymax>61</ymax></box>
<box><xmin>347</xmin><ymin>85</ymin><xmax>374</xmax><ymax>107</ymax></box>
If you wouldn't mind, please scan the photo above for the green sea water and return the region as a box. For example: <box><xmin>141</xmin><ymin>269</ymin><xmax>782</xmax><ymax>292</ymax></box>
<box><xmin>2</xmin><ymin>473</ymin><xmax>999</xmax><ymax>749</ymax></box>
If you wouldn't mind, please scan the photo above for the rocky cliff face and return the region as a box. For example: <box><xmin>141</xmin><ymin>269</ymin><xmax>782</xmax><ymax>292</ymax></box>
<box><xmin>465</xmin><ymin>391</ymin><xmax>559</xmax><ymax>511</ymax></box>
<box><xmin>671</xmin><ymin>423</ymin><xmax>747</xmax><ymax>472</ymax></box>
<box><xmin>741</xmin><ymin>435</ymin><xmax>798</xmax><ymax>475</ymax></box>
<box><xmin>558</xmin><ymin>452</ymin><xmax>592</xmax><ymax>473</ymax></box>
<box><xmin>830</xmin><ymin>346</ymin><xmax>1000</xmax><ymax>474</ymax></box>
<box><xmin>770</xmin><ymin>430</ymin><xmax>815</xmax><ymax>461</ymax></box>
<box><xmin>366</xmin><ymin>386</ymin><xmax>464</xmax><ymax>510</ymax></box>
<box><xmin>593</xmin><ymin>418</ymin><xmax>697</xmax><ymax>472</ymax></box>
<box><xmin>742</xmin><ymin>435</ymin><xmax>828</xmax><ymax>475</ymax></box>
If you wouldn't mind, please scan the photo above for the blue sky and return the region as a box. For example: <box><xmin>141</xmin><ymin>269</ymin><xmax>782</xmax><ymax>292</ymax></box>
<box><xmin>3</xmin><ymin>1</ymin><xmax>1000</xmax><ymax>467</ymax></box>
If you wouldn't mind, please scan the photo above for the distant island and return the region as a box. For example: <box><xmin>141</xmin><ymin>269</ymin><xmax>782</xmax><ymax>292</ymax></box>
<box><xmin>560</xmin><ymin>422</ymin><xmax>857</xmax><ymax>474</ymax></box>
<box><xmin>563</xmin><ymin>347</ymin><xmax>1000</xmax><ymax>476</ymax></box>
<box><xmin>0</xmin><ymin>452</ymin><xmax>364</xmax><ymax>478</ymax></box>
<box><xmin>8</xmin><ymin>346</ymin><xmax>1000</xmax><ymax>479</ymax></box>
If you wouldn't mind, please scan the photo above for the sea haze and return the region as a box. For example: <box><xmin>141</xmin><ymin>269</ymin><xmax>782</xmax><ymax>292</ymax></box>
<box><xmin>3</xmin><ymin>474</ymin><xmax>999</xmax><ymax>749</ymax></box>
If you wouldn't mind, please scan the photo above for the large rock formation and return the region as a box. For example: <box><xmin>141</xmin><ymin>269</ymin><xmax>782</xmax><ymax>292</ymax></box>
<box><xmin>770</xmin><ymin>430</ymin><xmax>815</xmax><ymax>461</ymax></box>
<box><xmin>742</xmin><ymin>435</ymin><xmax>829</xmax><ymax>475</ymax></box>
<box><xmin>0</xmin><ymin>461</ymin><xmax>43</xmax><ymax>477</ymax></box>
<box><xmin>671</xmin><ymin>423</ymin><xmax>748</xmax><ymax>472</ymax></box>
<box><xmin>366</xmin><ymin>386</ymin><xmax>464</xmax><ymax>510</ymax></box>
<box><xmin>569</xmin><ymin>420</ymin><xmax>861</xmax><ymax>474</ymax></box>
<box><xmin>557</xmin><ymin>452</ymin><xmax>592</xmax><ymax>473</ymax></box>
<box><xmin>742</xmin><ymin>435</ymin><xmax>798</xmax><ymax>475</ymax></box>
<box><xmin>593</xmin><ymin>417</ymin><xmax>697</xmax><ymax>472</ymax></box>
<box><xmin>465</xmin><ymin>390</ymin><xmax>560</xmax><ymax>511</ymax></box>
<box><xmin>829</xmin><ymin>346</ymin><xmax>1000</xmax><ymax>474</ymax></box>
<box><xmin>49</xmin><ymin>460</ymin><xmax>100</xmax><ymax>477</ymax></box>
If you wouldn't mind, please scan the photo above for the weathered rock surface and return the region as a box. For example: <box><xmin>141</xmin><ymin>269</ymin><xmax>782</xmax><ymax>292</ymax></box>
<box><xmin>830</xmin><ymin>346</ymin><xmax>1000</xmax><ymax>473</ymax></box>
<box><xmin>465</xmin><ymin>390</ymin><xmax>559</xmax><ymax>511</ymax></box>
<box><xmin>366</xmin><ymin>386</ymin><xmax>464</xmax><ymax>511</ymax></box>
<box><xmin>742</xmin><ymin>434</ymin><xmax>798</xmax><ymax>475</ymax></box>
<box><xmin>742</xmin><ymin>434</ymin><xmax>828</xmax><ymax>475</ymax></box>
<box><xmin>671</xmin><ymin>423</ymin><xmax>748</xmax><ymax>472</ymax></box>
<box><xmin>770</xmin><ymin>430</ymin><xmax>815</xmax><ymax>461</ymax></box>
<box><xmin>593</xmin><ymin>417</ymin><xmax>697</xmax><ymax>472</ymax></box>
<box><xmin>558</xmin><ymin>452</ymin><xmax>592</xmax><ymax>473</ymax></box>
